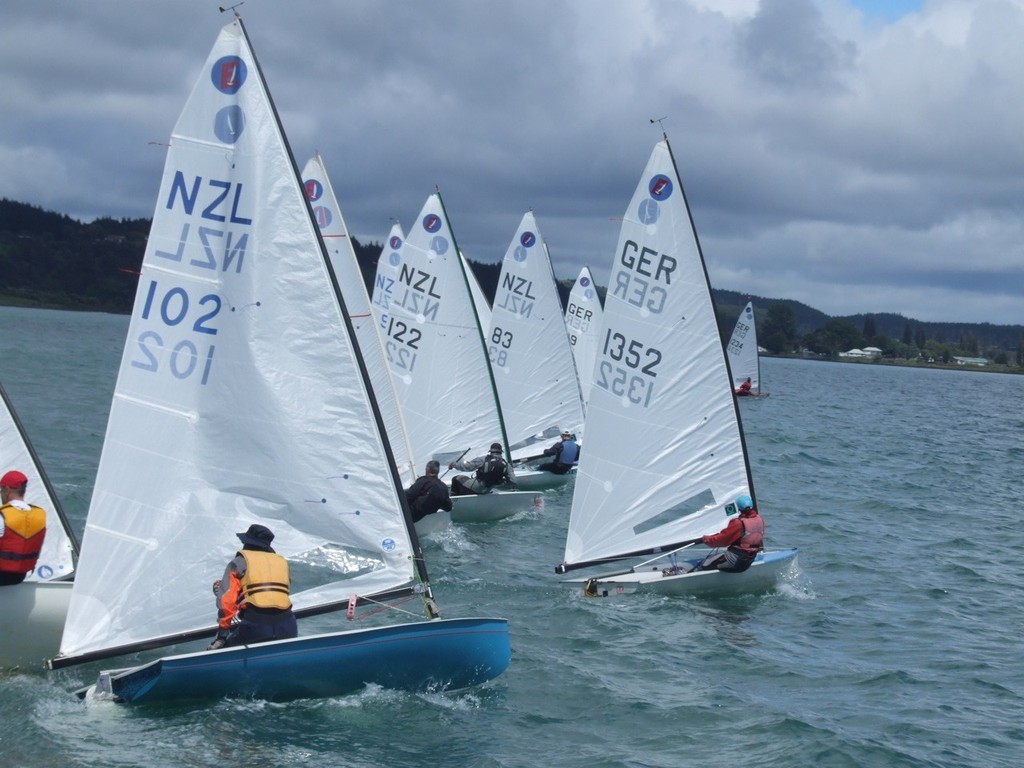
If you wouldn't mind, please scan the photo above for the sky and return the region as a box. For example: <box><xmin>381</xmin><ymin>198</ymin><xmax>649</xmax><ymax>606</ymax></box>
<box><xmin>2</xmin><ymin>0</ymin><xmax>1022</xmax><ymax>326</ymax></box>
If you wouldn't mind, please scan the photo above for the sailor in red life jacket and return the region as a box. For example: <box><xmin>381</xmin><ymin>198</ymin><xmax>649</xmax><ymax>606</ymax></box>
<box><xmin>735</xmin><ymin>378</ymin><xmax>753</xmax><ymax>396</ymax></box>
<box><xmin>0</xmin><ymin>470</ymin><xmax>46</xmax><ymax>586</ymax></box>
<box><xmin>207</xmin><ymin>523</ymin><xmax>297</xmax><ymax>650</ymax></box>
<box><xmin>698</xmin><ymin>494</ymin><xmax>764</xmax><ymax>573</ymax></box>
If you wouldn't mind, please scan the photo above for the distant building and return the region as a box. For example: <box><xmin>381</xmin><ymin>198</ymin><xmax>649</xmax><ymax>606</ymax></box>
<box><xmin>838</xmin><ymin>348</ymin><xmax>880</xmax><ymax>359</ymax></box>
<box><xmin>953</xmin><ymin>356</ymin><xmax>988</xmax><ymax>366</ymax></box>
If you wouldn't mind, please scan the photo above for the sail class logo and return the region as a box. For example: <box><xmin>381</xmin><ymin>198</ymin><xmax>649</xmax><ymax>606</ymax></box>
<box><xmin>313</xmin><ymin>206</ymin><xmax>332</xmax><ymax>229</ymax></box>
<box><xmin>389</xmin><ymin>235</ymin><xmax>403</xmax><ymax>250</ymax></box>
<box><xmin>305</xmin><ymin>179</ymin><xmax>324</xmax><ymax>202</ymax></box>
<box><xmin>423</xmin><ymin>214</ymin><xmax>442</xmax><ymax>233</ymax></box>
<box><xmin>211</xmin><ymin>55</ymin><xmax>247</xmax><ymax>94</ymax></box>
<box><xmin>213</xmin><ymin>105</ymin><xmax>245</xmax><ymax>144</ymax></box>
<box><xmin>648</xmin><ymin>174</ymin><xmax>673</xmax><ymax>201</ymax></box>
<box><xmin>580</xmin><ymin>276</ymin><xmax>591</xmax><ymax>287</ymax></box>
<box><xmin>520</xmin><ymin>231</ymin><xmax>536</xmax><ymax>248</ymax></box>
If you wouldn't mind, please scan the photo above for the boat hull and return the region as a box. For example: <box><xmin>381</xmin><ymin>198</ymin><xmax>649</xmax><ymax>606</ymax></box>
<box><xmin>0</xmin><ymin>580</ymin><xmax>73</xmax><ymax>671</ymax></box>
<box><xmin>450</xmin><ymin>491</ymin><xmax>543</xmax><ymax>522</ymax></box>
<box><xmin>513</xmin><ymin>467</ymin><xmax>574</xmax><ymax>491</ymax></box>
<box><xmin>82</xmin><ymin>617</ymin><xmax>511</xmax><ymax>705</ymax></box>
<box><xmin>564</xmin><ymin>549</ymin><xmax>798</xmax><ymax>598</ymax></box>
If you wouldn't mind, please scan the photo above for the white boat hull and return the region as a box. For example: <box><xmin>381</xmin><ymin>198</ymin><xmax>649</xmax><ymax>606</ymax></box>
<box><xmin>563</xmin><ymin>549</ymin><xmax>798</xmax><ymax>598</ymax></box>
<box><xmin>514</xmin><ymin>467</ymin><xmax>574</xmax><ymax>491</ymax></box>
<box><xmin>0</xmin><ymin>580</ymin><xmax>73</xmax><ymax>671</ymax></box>
<box><xmin>450</xmin><ymin>491</ymin><xmax>543</xmax><ymax>523</ymax></box>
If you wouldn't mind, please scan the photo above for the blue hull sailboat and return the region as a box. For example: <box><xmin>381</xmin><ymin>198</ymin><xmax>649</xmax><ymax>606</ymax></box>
<box><xmin>49</xmin><ymin>14</ymin><xmax>509</xmax><ymax>705</ymax></box>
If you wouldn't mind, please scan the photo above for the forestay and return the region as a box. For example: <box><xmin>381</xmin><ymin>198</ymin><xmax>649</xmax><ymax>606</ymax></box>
<box><xmin>562</xmin><ymin>139</ymin><xmax>751</xmax><ymax>568</ymax></box>
<box><xmin>564</xmin><ymin>265</ymin><xmax>603</xmax><ymax>414</ymax></box>
<box><xmin>57</xmin><ymin>20</ymin><xmax>418</xmax><ymax>664</ymax></box>
<box><xmin>488</xmin><ymin>212</ymin><xmax>585</xmax><ymax>446</ymax></box>
<box><xmin>302</xmin><ymin>154</ymin><xmax>417</xmax><ymax>484</ymax></box>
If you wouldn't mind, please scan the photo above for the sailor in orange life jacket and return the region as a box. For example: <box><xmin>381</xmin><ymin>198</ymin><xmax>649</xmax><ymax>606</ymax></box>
<box><xmin>208</xmin><ymin>523</ymin><xmax>297</xmax><ymax>650</ymax></box>
<box><xmin>735</xmin><ymin>377</ymin><xmax>753</xmax><ymax>396</ymax></box>
<box><xmin>697</xmin><ymin>494</ymin><xmax>764</xmax><ymax>573</ymax></box>
<box><xmin>0</xmin><ymin>469</ymin><xmax>47</xmax><ymax>586</ymax></box>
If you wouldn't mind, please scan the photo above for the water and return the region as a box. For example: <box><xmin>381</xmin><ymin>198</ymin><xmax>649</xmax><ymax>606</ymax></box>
<box><xmin>2</xmin><ymin>305</ymin><xmax>1023</xmax><ymax>767</ymax></box>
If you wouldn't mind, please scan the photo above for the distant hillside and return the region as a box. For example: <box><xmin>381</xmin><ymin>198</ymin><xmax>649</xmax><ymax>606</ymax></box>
<box><xmin>3</xmin><ymin>198</ymin><xmax>1022</xmax><ymax>362</ymax></box>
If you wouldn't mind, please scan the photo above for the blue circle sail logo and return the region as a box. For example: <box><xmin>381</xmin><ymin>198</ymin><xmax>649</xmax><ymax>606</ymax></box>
<box><xmin>648</xmin><ymin>174</ymin><xmax>673</xmax><ymax>201</ymax></box>
<box><xmin>389</xmin><ymin>235</ymin><xmax>403</xmax><ymax>250</ymax></box>
<box><xmin>305</xmin><ymin>179</ymin><xmax>323</xmax><ymax>202</ymax></box>
<box><xmin>580</xmin><ymin>276</ymin><xmax>591</xmax><ymax>288</ymax></box>
<box><xmin>211</xmin><ymin>56</ymin><xmax>247</xmax><ymax>94</ymax></box>
<box><xmin>638</xmin><ymin>198</ymin><xmax>659</xmax><ymax>225</ymax></box>
<box><xmin>431</xmin><ymin>235</ymin><xmax>450</xmax><ymax>255</ymax></box>
<box><xmin>213</xmin><ymin>105</ymin><xmax>245</xmax><ymax>144</ymax></box>
<box><xmin>423</xmin><ymin>214</ymin><xmax>442</xmax><ymax>234</ymax></box>
<box><xmin>314</xmin><ymin>206</ymin><xmax>332</xmax><ymax>229</ymax></box>
<box><xmin>520</xmin><ymin>231</ymin><xmax>536</xmax><ymax>248</ymax></box>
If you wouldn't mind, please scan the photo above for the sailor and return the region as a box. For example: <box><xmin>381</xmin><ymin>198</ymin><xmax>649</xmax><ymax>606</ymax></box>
<box><xmin>735</xmin><ymin>377</ymin><xmax>753</xmax><ymax>396</ymax></box>
<box><xmin>405</xmin><ymin>460</ymin><xmax>453</xmax><ymax>522</ymax></box>
<box><xmin>0</xmin><ymin>470</ymin><xmax>46</xmax><ymax>586</ymax></box>
<box><xmin>537</xmin><ymin>431</ymin><xmax>580</xmax><ymax>475</ymax></box>
<box><xmin>448</xmin><ymin>442</ymin><xmax>516</xmax><ymax>496</ymax></box>
<box><xmin>208</xmin><ymin>523</ymin><xmax>297</xmax><ymax>650</ymax></box>
<box><xmin>698</xmin><ymin>494</ymin><xmax>764</xmax><ymax>573</ymax></box>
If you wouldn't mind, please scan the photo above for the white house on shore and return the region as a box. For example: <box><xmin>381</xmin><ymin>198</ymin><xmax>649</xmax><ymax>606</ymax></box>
<box><xmin>839</xmin><ymin>347</ymin><xmax>882</xmax><ymax>359</ymax></box>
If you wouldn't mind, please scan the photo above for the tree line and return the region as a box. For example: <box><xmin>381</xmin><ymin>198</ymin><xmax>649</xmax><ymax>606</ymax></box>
<box><xmin>2</xmin><ymin>198</ymin><xmax>1021</xmax><ymax>367</ymax></box>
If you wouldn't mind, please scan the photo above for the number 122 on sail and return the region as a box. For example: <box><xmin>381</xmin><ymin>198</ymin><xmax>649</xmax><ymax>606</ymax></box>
<box><xmin>595</xmin><ymin>329</ymin><xmax>661</xmax><ymax>407</ymax></box>
<box><xmin>131</xmin><ymin>279</ymin><xmax>219</xmax><ymax>385</ymax></box>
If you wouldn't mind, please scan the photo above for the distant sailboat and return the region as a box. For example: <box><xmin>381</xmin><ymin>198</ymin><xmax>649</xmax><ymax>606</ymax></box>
<box><xmin>302</xmin><ymin>153</ymin><xmax>418</xmax><ymax>482</ymax></box>
<box><xmin>376</xmin><ymin>192</ymin><xmax>541</xmax><ymax>522</ymax></box>
<box><xmin>0</xmin><ymin>380</ymin><xmax>79</xmax><ymax>669</ymax></box>
<box><xmin>564</xmin><ymin>265</ymin><xmax>603</xmax><ymax>413</ymax></box>
<box><xmin>49</xmin><ymin>16</ymin><xmax>509</xmax><ymax>704</ymax></box>
<box><xmin>555</xmin><ymin>136</ymin><xmax>796</xmax><ymax>597</ymax></box>
<box><xmin>488</xmin><ymin>212</ymin><xmax>585</xmax><ymax>482</ymax></box>
<box><xmin>728</xmin><ymin>300</ymin><xmax>767</xmax><ymax>397</ymax></box>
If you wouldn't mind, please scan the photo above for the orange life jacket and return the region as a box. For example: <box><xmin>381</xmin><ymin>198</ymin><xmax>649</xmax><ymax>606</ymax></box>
<box><xmin>0</xmin><ymin>503</ymin><xmax>46</xmax><ymax>575</ymax></box>
<box><xmin>736</xmin><ymin>514</ymin><xmax>764</xmax><ymax>553</ymax></box>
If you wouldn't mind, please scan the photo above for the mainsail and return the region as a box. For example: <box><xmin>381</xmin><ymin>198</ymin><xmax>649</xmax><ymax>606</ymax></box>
<box><xmin>488</xmin><ymin>212</ymin><xmax>585</xmax><ymax>446</ymax></box>
<box><xmin>378</xmin><ymin>193</ymin><xmax>508</xmax><ymax>465</ymax></box>
<box><xmin>301</xmin><ymin>153</ymin><xmax>417</xmax><ymax>483</ymax></box>
<box><xmin>727</xmin><ymin>300</ymin><xmax>761</xmax><ymax>393</ymax></box>
<box><xmin>57</xmin><ymin>18</ymin><xmax>423</xmax><ymax>665</ymax></box>
<box><xmin>564</xmin><ymin>265</ymin><xmax>603</xmax><ymax>414</ymax></box>
<box><xmin>562</xmin><ymin>138</ymin><xmax>752</xmax><ymax>569</ymax></box>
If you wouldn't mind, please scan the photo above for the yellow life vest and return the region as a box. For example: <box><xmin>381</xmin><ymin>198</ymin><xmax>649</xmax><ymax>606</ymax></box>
<box><xmin>239</xmin><ymin>550</ymin><xmax>292</xmax><ymax>610</ymax></box>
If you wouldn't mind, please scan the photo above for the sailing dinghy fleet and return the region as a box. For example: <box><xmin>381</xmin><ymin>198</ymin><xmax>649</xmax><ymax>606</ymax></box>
<box><xmin>0</xmin><ymin>11</ymin><xmax>798</xmax><ymax>703</ymax></box>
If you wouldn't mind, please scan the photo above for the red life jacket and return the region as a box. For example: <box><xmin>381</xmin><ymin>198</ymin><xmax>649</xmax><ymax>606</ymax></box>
<box><xmin>736</xmin><ymin>513</ymin><xmax>764</xmax><ymax>553</ymax></box>
<box><xmin>0</xmin><ymin>503</ymin><xmax>47</xmax><ymax>575</ymax></box>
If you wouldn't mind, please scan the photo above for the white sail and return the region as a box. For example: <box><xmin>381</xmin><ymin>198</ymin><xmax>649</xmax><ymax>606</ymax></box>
<box><xmin>462</xmin><ymin>251</ymin><xmax>492</xmax><ymax>332</ymax></box>
<box><xmin>59</xmin><ymin>20</ymin><xmax>418</xmax><ymax>663</ymax></box>
<box><xmin>727</xmin><ymin>300</ymin><xmax>760</xmax><ymax>393</ymax></box>
<box><xmin>302</xmin><ymin>154</ymin><xmax>417</xmax><ymax>484</ymax></box>
<box><xmin>379</xmin><ymin>193</ymin><xmax>506</xmax><ymax>465</ymax></box>
<box><xmin>370</xmin><ymin>222</ymin><xmax>405</xmax><ymax>329</ymax></box>
<box><xmin>0</xmin><ymin>382</ymin><xmax>77</xmax><ymax>581</ymax></box>
<box><xmin>564</xmin><ymin>265</ymin><xmax>603</xmax><ymax>413</ymax></box>
<box><xmin>488</xmin><ymin>213</ymin><xmax>585</xmax><ymax>447</ymax></box>
<box><xmin>563</xmin><ymin>139</ymin><xmax>751</xmax><ymax>567</ymax></box>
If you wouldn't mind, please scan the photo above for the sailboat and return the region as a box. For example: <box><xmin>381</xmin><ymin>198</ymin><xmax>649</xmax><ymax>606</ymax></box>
<box><xmin>48</xmin><ymin>16</ymin><xmax>509</xmax><ymax>704</ymax></box>
<box><xmin>554</xmin><ymin>136</ymin><xmax>797</xmax><ymax>597</ymax></box>
<box><xmin>488</xmin><ymin>212</ymin><xmax>585</xmax><ymax>488</ymax></box>
<box><xmin>0</xmin><ymin>380</ymin><xmax>79</xmax><ymax>669</ymax></box>
<box><xmin>301</xmin><ymin>153</ymin><xmax>418</xmax><ymax>483</ymax></box>
<box><xmin>377</xmin><ymin>192</ymin><xmax>541</xmax><ymax>523</ymax></box>
<box><xmin>564</xmin><ymin>265</ymin><xmax>603</xmax><ymax>412</ymax></box>
<box><xmin>728</xmin><ymin>300</ymin><xmax>768</xmax><ymax>397</ymax></box>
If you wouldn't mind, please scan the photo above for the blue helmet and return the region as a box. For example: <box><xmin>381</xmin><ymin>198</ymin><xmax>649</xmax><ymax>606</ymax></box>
<box><xmin>735</xmin><ymin>494</ymin><xmax>754</xmax><ymax>512</ymax></box>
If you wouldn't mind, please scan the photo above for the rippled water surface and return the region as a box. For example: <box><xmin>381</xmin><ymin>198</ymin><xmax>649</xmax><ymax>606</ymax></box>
<box><xmin>2</xmin><ymin>306</ymin><xmax>1022</xmax><ymax>767</ymax></box>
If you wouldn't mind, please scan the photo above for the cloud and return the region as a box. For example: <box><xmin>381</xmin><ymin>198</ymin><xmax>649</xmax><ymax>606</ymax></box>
<box><xmin>1</xmin><ymin>0</ymin><xmax>1021</xmax><ymax>325</ymax></box>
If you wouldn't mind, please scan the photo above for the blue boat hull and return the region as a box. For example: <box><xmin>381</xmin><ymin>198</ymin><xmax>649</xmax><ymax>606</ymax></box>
<box><xmin>86</xmin><ymin>617</ymin><xmax>510</xmax><ymax>705</ymax></box>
